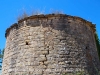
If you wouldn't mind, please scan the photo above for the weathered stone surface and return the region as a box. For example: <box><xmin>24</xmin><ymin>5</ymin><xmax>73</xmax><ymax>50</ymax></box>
<box><xmin>2</xmin><ymin>14</ymin><xmax>100</xmax><ymax>75</ymax></box>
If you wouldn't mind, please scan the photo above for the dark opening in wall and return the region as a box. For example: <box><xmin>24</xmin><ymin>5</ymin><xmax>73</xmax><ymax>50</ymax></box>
<box><xmin>86</xmin><ymin>46</ymin><xmax>88</xmax><ymax>49</ymax></box>
<box><xmin>26</xmin><ymin>41</ymin><xmax>29</xmax><ymax>45</ymax></box>
<box><xmin>68</xmin><ymin>22</ymin><xmax>71</xmax><ymax>23</ymax></box>
<box><xmin>86</xmin><ymin>45</ymin><xmax>89</xmax><ymax>49</ymax></box>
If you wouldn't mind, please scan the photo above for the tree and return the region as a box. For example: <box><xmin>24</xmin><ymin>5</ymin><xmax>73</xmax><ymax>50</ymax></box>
<box><xmin>0</xmin><ymin>49</ymin><xmax>4</xmax><ymax>70</ymax></box>
<box><xmin>95</xmin><ymin>33</ymin><xmax>100</xmax><ymax>59</ymax></box>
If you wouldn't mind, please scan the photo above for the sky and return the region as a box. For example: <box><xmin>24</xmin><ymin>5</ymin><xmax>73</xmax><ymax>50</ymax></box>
<box><xmin>0</xmin><ymin>0</ymin><xmax>100</xmax><ymax>50</ymax></box>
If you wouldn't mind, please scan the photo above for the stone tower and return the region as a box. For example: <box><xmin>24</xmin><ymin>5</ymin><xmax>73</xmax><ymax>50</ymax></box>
<box><xmin>2</xmin><ymin>14</ymin><xmax>100</xmax><ymax>75</ymax></box>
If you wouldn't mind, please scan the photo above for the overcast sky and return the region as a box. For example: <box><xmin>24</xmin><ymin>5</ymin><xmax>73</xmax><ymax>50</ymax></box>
<box><xmin>0</xmin><ymin>0</ymin><xmax>100</xmax><ymax>50</ymax></box>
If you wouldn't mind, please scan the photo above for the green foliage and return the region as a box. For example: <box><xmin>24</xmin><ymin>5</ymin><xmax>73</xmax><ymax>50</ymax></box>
<box><xmin>95</xmin><ymin>33</ymin><xmax>100</xmax><ymax>59</ymax></box>
<box><xmin>0</xmin><ymin>49</ymin><xmax>4</xmax><ymax>58</ymax></box>
<box><xmin>75</xmin><ymin>71</ymin><xmax>85</xmax><ymax>75</ymax></box>
<box><xmin>94</xmin><ymin>63</ymin><xmax>100</xmax><ymax>75</ymax></box>
<box><xmin>0</xmin><ymin>49</ymin><xmax>4</xmax><ymax>70</ymax></box>
<box><xmin>62</xmin><ymin>71</ymin><xmax>86</xmax><ymax>75</ymax></box>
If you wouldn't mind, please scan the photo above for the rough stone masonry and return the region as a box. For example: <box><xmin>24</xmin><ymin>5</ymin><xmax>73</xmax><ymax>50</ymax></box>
<box><xmin>2</xmin><ymin>14</ymin><xmax>100</xmax><ymax>75</ymax></box>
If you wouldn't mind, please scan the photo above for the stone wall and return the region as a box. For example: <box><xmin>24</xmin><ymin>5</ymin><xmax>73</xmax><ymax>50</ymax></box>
<box><xmin>2</xmin><ymin>14</ymin><xmax>100</xmax><ymax>75</ymax></box>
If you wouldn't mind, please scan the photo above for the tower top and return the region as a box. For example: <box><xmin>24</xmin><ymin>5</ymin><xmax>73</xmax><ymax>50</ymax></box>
<box><xmin>5</xmin><ymin>14</ymin><xmax>96</xmax><ymax>38</ymax></box>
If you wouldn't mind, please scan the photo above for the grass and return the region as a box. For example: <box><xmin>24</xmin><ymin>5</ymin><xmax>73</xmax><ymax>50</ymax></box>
<box><xmin>17</xmin><ymin>9</ymin><xmax>64</xmax><ymax>21</ymax></box>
